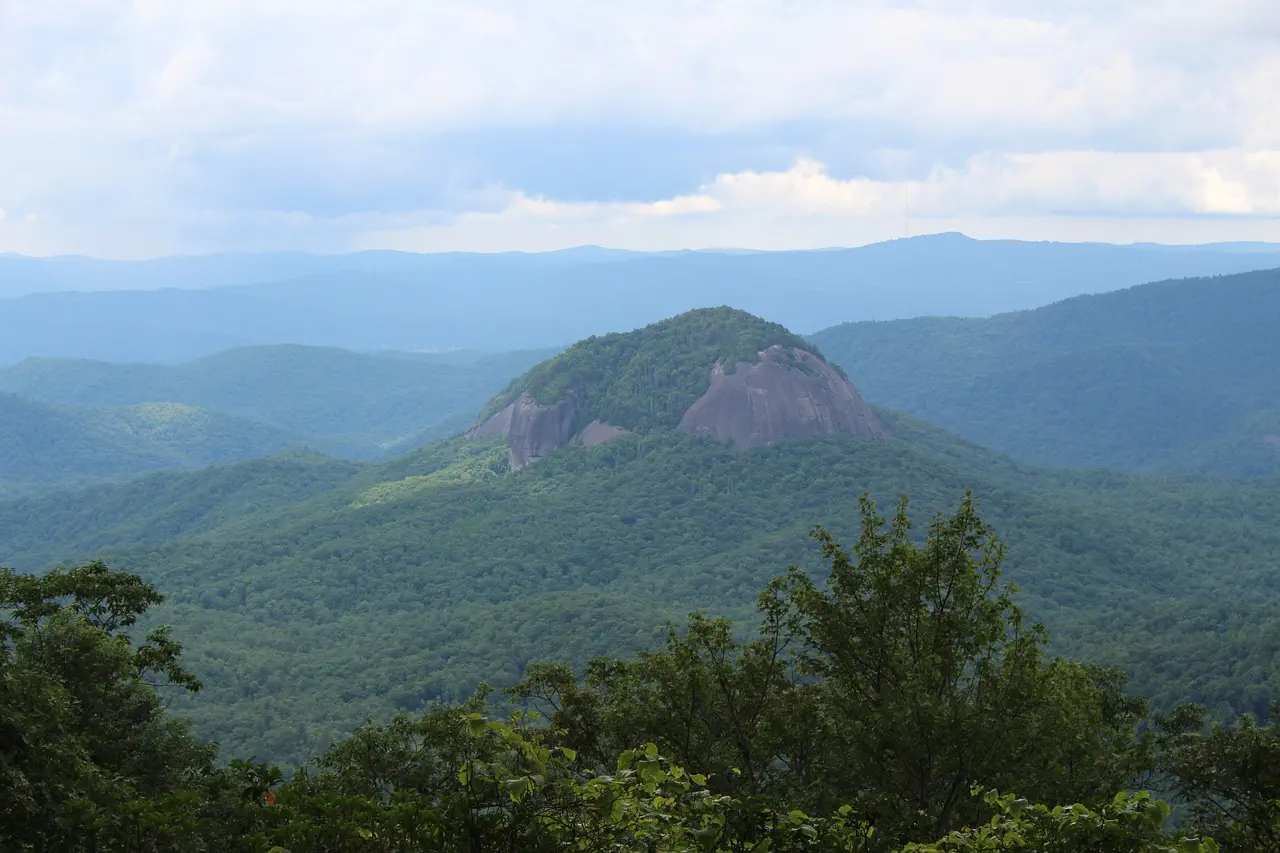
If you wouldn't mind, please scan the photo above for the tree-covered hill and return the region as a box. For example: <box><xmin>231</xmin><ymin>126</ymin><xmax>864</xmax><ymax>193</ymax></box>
<box><xmin>479</xmin><ymin>306</ymin><xmax>834</xmax><ymax>431</ymax></box>
<box><xmin>4</xmin><ymin>410</ymin><xmax>1278</xmax><ymax>766</ymax></box>
<box><xmin>0</xmin><ymin>393</ymin><xmax>306</xmax><ymax>497</ymax></box>
<box><xmin>0</xmin><ymin>344</ymin><xmax>557</xmax><ymax>462</ymax></box>
<box><xmin>808</xmin><ymin>267</ymin><xmax>1280</xmax><ymax>477</ymax></box>
<box><xmin>0</xmin><ymin>451</ymin><xmax>362</xmax><ymax>570</ymax></box>
<box><xmin>0</xmin><ymin>344</ymin><xmax>556</xmax><ymax>495</ymax></box>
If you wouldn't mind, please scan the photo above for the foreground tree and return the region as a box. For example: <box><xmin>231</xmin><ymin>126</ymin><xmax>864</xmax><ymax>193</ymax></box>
<box><xmin>252</xmin><ymin>711</ymin><xmax>1203</xmax><ymax>853</ymax></box>
<box><xmin>0</xmin><ymin>501</ymin><xmax>1253</xmax><ymax>851</ymax></box>
<box><xmin>1157</xmin><ymin>702</ymin><xmax>1280</xmax><ymax>853</ymax></box>
<box><xmin>516</xmin><ymin>495</ymin><xmax>1153</xmax><ymax>849</ymax></box>
<box><xmin>0</xmin><ymin>561</ymin><xmax>241</xmax><ymax>852</ymax></box>
<box><xmin>768</xmin><ymin>494</ymin><xmax>1152</xmax><ymax>842</ymax></box>
<box><xmin>901</xmin><ymin>789</ymin><xmax>1217</xmax><ymax>853</ymax></box>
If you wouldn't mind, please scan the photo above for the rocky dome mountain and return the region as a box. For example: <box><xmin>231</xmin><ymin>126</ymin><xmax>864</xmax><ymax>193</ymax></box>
<box><xmin>469</xmin><ymin>307</ymin><xmax>886</xmax><ymax>468</ymax></box>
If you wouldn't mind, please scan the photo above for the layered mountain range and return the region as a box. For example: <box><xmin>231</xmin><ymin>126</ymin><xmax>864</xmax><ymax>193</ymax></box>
<box><xmin>5</xmin><ymin>234</ymin><xmax>1280</xmax><ymax>364</ymax></box>
<box><xmin>812</xmin><ymin>266</ymin><xmax>1280</xmax><ymax>477</ymax></box>
<box><xmin>1</xmin><ymin>304</ymin><xmax>1278</xmax><ymax>767</ymax></box>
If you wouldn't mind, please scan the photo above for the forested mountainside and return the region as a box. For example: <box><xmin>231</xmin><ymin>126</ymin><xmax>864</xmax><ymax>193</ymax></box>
<box><xmin>7</xmin><ymin>497</ymin><xmax>1277</xmax><ymax>852</ymax></box>
<box><xmin>4</xmin><ymin>305</ymin><xmax>1280</xmax><ymax>852</ymax></box>
<box><xmin>5</xmin><ymin>234</ymin><xmax>1280</xmax><ymax>363</ymax></box>
<box><xmin>0</xmin><ymin>345</ymin><xmax>555</xmax><ymax>494</ymax></box>
<box><xmin>0</xmin><ymin>393</ymin><xmax>305</xmax><ymax>497</ymax></box>
<box><xmin>4</xmin><ymin>410</ymin><xmax>1278</xmax><ymax>767</ymax></box>
<box><xmin>472</xmin><ymin>308</ymin><xmax>883</xmax><ymax>466</ymax></box>
<box><xmin>810</xmin><ymin>267</ymin><xmax>1280</xmax><ymax>478</ymax></box>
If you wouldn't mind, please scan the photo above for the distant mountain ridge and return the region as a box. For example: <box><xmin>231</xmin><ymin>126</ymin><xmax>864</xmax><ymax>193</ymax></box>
<box><xmin>4</xmin><ymin>234</ymin><xmax>1280</xmax><ymax>364</ymax></box>
<box><xmin>809</xmin><ymin>266</ymin><xmax>1280</xmax><ymax>477</ymax></box>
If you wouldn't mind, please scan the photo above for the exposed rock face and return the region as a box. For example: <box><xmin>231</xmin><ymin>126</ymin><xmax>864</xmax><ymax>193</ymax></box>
<box><xmin>470</xmin><ymin>392</ymin><xmax>578</xmax><ymax>469</ymax></box>
<box><xmin>471</xmin><ymin>344</ymin><xmax>884</xmax><ymax>466</ymax></box>
<box><xmin>470</xmin><ymin>395</ymin><xmax>631</xmax><ymax>469</ymax></box>
<box><xmin>579</xmin><ymin>420</ymin><xmax>631</xmax><ymax>447</ymax></box>
<box><xmin>678</xmin><ymin>345</ymin><xmax>886</xmax><ymax>449</ymax></box>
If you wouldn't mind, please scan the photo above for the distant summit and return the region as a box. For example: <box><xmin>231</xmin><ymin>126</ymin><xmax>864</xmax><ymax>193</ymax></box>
<box><xmin>470</xmin><ymin>307</ymin><xmax>886</xmax><ymax>468</ymax></box>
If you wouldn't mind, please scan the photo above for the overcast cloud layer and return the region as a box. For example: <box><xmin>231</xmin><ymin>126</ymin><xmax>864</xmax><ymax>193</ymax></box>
<box><xmin>2</xmin><ymin>0</ymin><xmax>1278</xmax><ymax>257</ymax></box>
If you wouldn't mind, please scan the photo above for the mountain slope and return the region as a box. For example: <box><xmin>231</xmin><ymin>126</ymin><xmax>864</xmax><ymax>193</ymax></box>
<box><xmin>2</xmin><ymin>415</ymin><xmax>1278</xmax><ymax>766</ymax></box>
<box><xmin>808</xmin><ymin>267</ymin><xmax>1280</xmax><ymax>476</ymax></box>
<box><xmin>3</xmin><ymin>309</ymin><xmax>1277</xmax><ymax>766</ymax></box>
<box><xmin>0</xmin><ymin>345</ymin><xmax>557</xmax><ymax>460</ymax></box>
<box><xmin>5</xmin><ymin>235</ymin><xmax>1280</xmax><ymax>364</ymax></box>
<box><xmin>0</xmin><ymin>451</ymin><xmax>362</xmax><ymax>570</ymax></box>
<box><xmin>0</xmin><ymin>394</ymin><xmax>305</xmax><ymax>496</ymax></box>
<box><xmin>473</xmin><ymin>308</ymin><xmax>883</xmax><ymax>466</ymax></box>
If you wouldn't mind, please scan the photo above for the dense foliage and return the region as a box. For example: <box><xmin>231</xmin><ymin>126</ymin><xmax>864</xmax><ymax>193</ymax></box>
<box><xmin>6</xmin><ymin>499</ymin><xmax>1266</xmax><ymax>851</ymax></box>
<box><xmin>2</xmin><ymin>416</ymin><xmax>1279</xmax><ymax>769</ymax></box>
<box><xmin>480</xmin><ymin>307</ymin><xmax>834</xmax><ymax>432</ymax></box>
<box><xmin>809</xmin><ymin>267</ymin><xmax>1280</xmax><ymax>477</ymax></box>
<box><xmin>0</xmin><ymin>562</ymin><xmax>221</xmax><ymax>850</ymax></box>
<box><xmin>0</xmin><ymin>392</ymin><xmax>305</xmax><ymax>497</ymax></box>
<box><xmin>0</xmin><ymin>345</ymin><xmax>555</xmax><ymax>493</ymax></box>
<box><xmin>511</xmin><ymin>496</ymin><xmax>1153</xmax><ymax>846</ymax></box>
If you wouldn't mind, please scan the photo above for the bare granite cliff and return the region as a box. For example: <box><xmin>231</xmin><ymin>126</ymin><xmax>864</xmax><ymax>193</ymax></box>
<box><xmin>677</xmin><ymin>345</ymin><xmax>886</xmax><ymax>448</ymax></box>
<box><xmin>469</xmin><ymin>392</ymin><xmax>586</xmax><ymax>469</ymax></box>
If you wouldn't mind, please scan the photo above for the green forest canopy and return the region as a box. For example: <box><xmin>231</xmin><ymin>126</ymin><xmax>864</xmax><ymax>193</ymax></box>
<box><xmin>4</xmin><ymin>498</ymin><xmax>1272</xmax><ymax>851</ymax></box>
<box><xmin>0</xmin><ymin>345</ymin><xmax>557</xmax><ymax>483</ymax></box>
<box><xmin>2</xmin><ymin>413</ymin><xmax>1278</xmax><ymax>767</ymax></box>
<box><xmin>479</xmin><ymin>306</ymin><xmax>837</xmax><ymax>432</ymax></box>
<box><xmin>809</xmin><ymin>267</ymin><xmax>1280</xmax><ymax>478</ymax></box>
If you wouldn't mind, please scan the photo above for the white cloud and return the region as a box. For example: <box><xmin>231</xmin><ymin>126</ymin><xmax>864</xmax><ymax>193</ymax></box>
<box><xmin>5</xmin><ymin>1</ymin><xmax>1271</xmax><ymax>139</ymax></box>
<box><xmin>0</xmin><ymin>1</ymin><xmax>1277</xmax><ymax>255</ymax></box>
<box><xmin>358</xmin><ymin>151</ymin><xmax>1280</xmax><ymax>252</ymax></box>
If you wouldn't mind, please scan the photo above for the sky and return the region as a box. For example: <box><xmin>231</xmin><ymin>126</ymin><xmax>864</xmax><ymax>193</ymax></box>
<box><xmin>1</xmin><ymin>0</ymin><xmax>1278</xmax><ymax>258</ymax></box>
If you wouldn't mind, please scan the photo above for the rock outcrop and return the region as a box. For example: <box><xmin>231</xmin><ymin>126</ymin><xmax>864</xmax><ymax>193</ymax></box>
<box><xmin>469</xmin><ymin>308</ymin><xmax>889</xmax><ymax>468</ymax></box>
<box><xmin>470</xmin><ymin>392</ymin><xmax>578</xmax><ymax>469</ymax></box>
<box><xmin>470</xmin><ymin>394</ymin><xmax>632</xmax><ymax>469</ymax></box>
<box><xmin>472</xmin><ymin>344</ymin><xmax>885</xmax><ymax>467</ymax></box>
<box><xmin>677</xmin><ymin>345</ymin><xmax>886</xmax><ymax>449</ymax></box>
<box><xmin>579</xmin><ymin>420</ymin><xmax>631</xmax><ymax>447</ymax></box>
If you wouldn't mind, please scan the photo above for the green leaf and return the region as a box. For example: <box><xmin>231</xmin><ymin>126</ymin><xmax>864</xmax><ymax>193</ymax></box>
<box><xmin>505</xmin><ymin>776</ymin><xmax>532</xmax><ymax>801</ymax></box>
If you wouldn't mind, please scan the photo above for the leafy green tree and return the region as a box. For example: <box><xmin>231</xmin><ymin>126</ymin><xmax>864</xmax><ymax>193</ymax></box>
<box><xmin>0</xmin><ymin>561</ymin><xmax>229</xmax><ymax>852</ymax></box>
<box><xmin>512</xmin><ymin>611</ymin><xmax>820</xmax><ymax>801</ymax></box>
<box><xmin>1157</xmin><ymin>702</ymin><xmax>1280</xmax><ymax>852</ymax></box>
<box><xmin>0</xmin><ymin>555</ymin><xmax>1224</xmax><ymax>853</ymax></box>
<box><xmin>248</xmin><ymin>708</ymin><xmax>876</xmax><ymax>852</ymax></box>
<box><xmin>767</xmin><ymin>494</ymin><xmax>1152</xmax><ymax>843</ymax></box>
<box><xmin>513</xmin><ymin>495</ymin><xmax>1154</xmax><ymax>849</ymax></box>
<box><xmin>250</xmin><ymin>712</ymin><xmax>1198</xmax><ymax>853</ymax></box>
<box><xmin>901</xmin><ymin>789</ymin><xmax>1217</xmax><ymax>853</ymax></box>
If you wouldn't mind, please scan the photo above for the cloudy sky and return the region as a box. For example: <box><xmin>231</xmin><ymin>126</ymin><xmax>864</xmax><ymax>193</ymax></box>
<box><xmin>2</xmin><ymin>0</ymin><xmax>1278</xmax><ymax>258</ymax></box>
